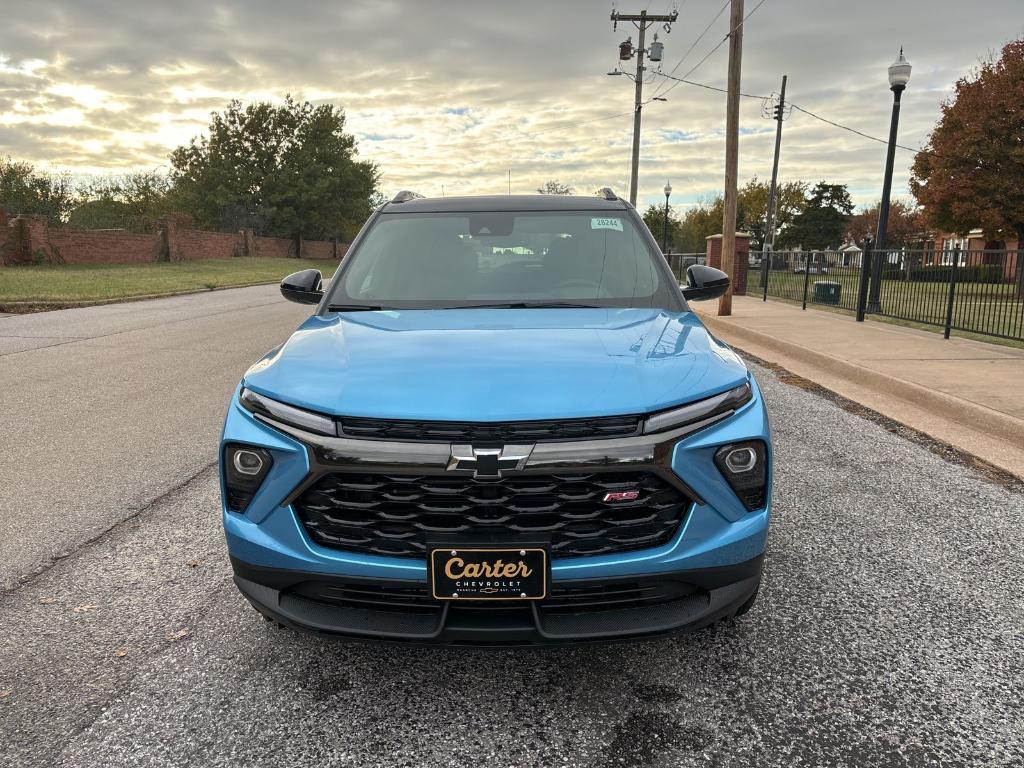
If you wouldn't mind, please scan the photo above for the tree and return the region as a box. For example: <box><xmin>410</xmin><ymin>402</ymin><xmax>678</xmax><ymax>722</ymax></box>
<box><xmin>845</xmin><ymin>199</ymin><xmax>927</xmax><ymax>248</ymax></box>
<box><xmin>736</xmin><ymin>178</ymin><xmax>808</xmax><ymax>250</ymax></box>
<box><xmin>70</xmin><ymin>172</ymin><xmax>175</xmax><ymax>231</ymax></box>
<box><xmin>0</xmin><ymin>157</ymin><xmax>75</xmax><ymax>225</ymax></box>
<box><xmin>641</xmin><ymin>203</ymin><xmax>682</xmax><ymax>251</ymax></box>
<box><xmin>655</xmin><ymin>178</ymin><xmax>809</xmax><ymax>255</ymax></box>
<box><xmin>537</xmin><ymin>180</ymin><xmax>574</xmax><ymax>195</ymax></box>
<box><xmin>677</xmin><ymin>197</ymin><xmax>723</xmax><ymax>253</ymax></box>
<box><xmin>779</xmin><ymin>181</ymin><xmax>853</xmax><ymax>249</ymax></box>
<box><xmin>910</xmin><ymin>39</ymin><xmax>1024</xmax><ymax>249</ymax></box>
<box><xmin>170</xmin><ymin>96</ymin><xmax>379</xmax><ymax>240</ymax></box>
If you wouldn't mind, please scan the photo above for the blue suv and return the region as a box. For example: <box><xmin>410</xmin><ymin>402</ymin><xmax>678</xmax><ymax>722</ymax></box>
<box><xmin>220</xmin><ymin>190</ymin><xmax>772</xmax><ymax>645</ymax></box>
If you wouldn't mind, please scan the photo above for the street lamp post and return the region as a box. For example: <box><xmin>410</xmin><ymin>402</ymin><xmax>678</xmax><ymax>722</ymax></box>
<box><xmin>662</xmin><ymin>181</ymin><xmax>672</xmax><ymax>255</ymax></box>
<box><xmin>867</xmin><ymin>49</ymin><xmax>911</xmax><ymax>313</ymax></box>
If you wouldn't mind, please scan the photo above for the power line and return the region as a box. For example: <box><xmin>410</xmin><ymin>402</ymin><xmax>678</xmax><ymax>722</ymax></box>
<box><xmin>650</xmin><ymin>0</ymin><xmax>729</xmax><ymax>99</ymax></box>
<box><xmin>645</xmin><ymin>72</ymin><xmax>995</xmax><ymax>180</ymax></box>
<box><xmin>652</xmin><ymin>0</ymin><xmax>768</xmax><ymax>102</ymax></box>
<box><xmin>654</xmin><ymin>70</ymin><xmax>767</xmax><ymax>99</ymax></box>
<box><xmin>788</xmin><ymin>104</ymin><xmax>924</xmax><ymax>155</ymax></box>
<box><xmin>648</xmin><ymin>73</ymin><xmax>940</xmax><ymax>161</ymax></box>
<box><xmin>650</xmin><ymin>70</ymin><xmax>926</xmax><ymax>153</ymax></box>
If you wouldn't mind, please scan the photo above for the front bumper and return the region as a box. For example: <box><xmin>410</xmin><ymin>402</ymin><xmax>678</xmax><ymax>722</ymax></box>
<box><xmin>232</xmin><ymin>555</ymin><xmax>762</xmax><ymax>646</ymax></box>
<box><xmin>220</xmin><ymin>376</ymin><xmax>773</xmax><ymax>642</ymax></box>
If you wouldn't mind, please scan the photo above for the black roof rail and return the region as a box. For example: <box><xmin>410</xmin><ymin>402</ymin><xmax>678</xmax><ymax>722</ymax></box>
<box><xmin>391</xmin><ymin>190</ymin><xmax>425</xmax><ymax>203</ymax></box>
<box><xmin>595</xmin><ymin>187</ymin><xmax>618</xmax><ymax>201</ymax></box>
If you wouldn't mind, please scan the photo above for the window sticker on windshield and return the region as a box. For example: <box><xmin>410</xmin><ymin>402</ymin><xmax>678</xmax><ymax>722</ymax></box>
<box><xmin>591</xmin><ymin>217</ymin><xmax>623</xmax><ymax>231</ymax></box>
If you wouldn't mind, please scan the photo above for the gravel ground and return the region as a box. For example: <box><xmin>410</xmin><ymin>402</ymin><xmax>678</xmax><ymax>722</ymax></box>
<box><xmin>1</xmin><ymin>361</ymin><xmax>1022</xmax><ymax>767</ymax></box>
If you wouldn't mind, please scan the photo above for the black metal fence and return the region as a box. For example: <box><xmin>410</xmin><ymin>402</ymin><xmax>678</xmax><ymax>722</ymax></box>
<box><xmin>750</xmin><ymin>246</ymin><xmax>1024</xmax><ymax>342</ymax></box>
<box><xmin>666</xmin><ymin>252</ymin><xmax>707</xmax><ymax>283</ymax></box>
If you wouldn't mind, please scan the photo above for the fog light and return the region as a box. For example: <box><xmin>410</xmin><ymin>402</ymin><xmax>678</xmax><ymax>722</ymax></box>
<box><xmin>232</xmin><ymin>449</ymin><xmax>265</xmax><ymax>476</ymax></box>
<box><xmin>222</xmin><ymin>443</ymin><xmax>273</xmax><ymax>513</ymax></box>
<box><xmin>714</xmin><ymin>440</ymin><xmax>768</xmax><ymax>512</ymax></box>
<box><xmin>724</xmin><ymin>446</ymin><xmax>758</xmax><ymax>473</ymax></box>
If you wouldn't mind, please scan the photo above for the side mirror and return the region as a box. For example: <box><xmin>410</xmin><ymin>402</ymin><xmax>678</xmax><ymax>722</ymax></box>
<box><xmin>280</xmin><ymin>269</ymin><xmax>323</xmax><ymax>305</ymax></box>
<box><xmin>681</xmin><ymin>264</ymin><xmax>730</xmax><ymax>302</ymax></box>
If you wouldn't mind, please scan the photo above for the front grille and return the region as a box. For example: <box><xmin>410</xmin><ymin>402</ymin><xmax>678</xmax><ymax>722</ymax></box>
<box><xmin>544</xmin><ymin>579</ymin><xmax>697</xmax><ymax>613</ymax></box>
<box><xmin>290</xmin><ymin>576</ymin><xmax>698</xmax><ymax>614</ymax></box>
<box><xmin>294</xmin><ymin>471</ymin><xmax>690</xmax><ymax>558</ymax></box>
<box><xmin>292</xmin><ymin>580</ymin><xmax>441</xmax><ymax>614</ymax></box>
<box><xmin>337</xmin><ymin>415</ymin><xmax>641</xmax><ymax>442</ymax></box>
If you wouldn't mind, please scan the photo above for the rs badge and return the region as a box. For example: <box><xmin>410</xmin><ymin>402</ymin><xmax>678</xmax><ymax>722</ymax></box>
<box><xmin>602</xmin><ymin>490</ymin><xmax>640</xmax><ymax>502</ymax></box>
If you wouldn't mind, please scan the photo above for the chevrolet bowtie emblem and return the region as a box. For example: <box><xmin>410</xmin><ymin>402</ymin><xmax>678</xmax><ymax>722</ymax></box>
<box><xmin>447</xmin><ymin>445</ymin><xmax>534</xmax><ymax>478</ymax></box>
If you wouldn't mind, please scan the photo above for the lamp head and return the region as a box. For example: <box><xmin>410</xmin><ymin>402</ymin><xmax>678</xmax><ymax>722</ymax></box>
<box><xmin>664</xmin><ymin>180</ymin><xmax>672</xmax><ymax>197</ymax></box>
<box><xmin>888</xmin><ymin>47</ymin><xmax>912</xmax><ymax>91</ymax></box>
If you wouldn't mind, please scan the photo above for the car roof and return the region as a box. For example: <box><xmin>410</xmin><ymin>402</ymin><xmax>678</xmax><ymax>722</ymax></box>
<box><xmin>380</xmin><ymin>194</ymin><xmax>631</xmax><ymax>214</ymax></box>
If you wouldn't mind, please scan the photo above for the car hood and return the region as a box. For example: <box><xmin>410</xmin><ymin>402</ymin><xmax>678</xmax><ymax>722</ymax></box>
<box><xmin>242</xmin><ymin>308</ymin><xmax>748</xmax><ymax>421</ymax></box>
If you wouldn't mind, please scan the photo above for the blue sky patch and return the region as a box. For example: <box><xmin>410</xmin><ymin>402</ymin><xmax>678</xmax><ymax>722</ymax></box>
<box><xmin>659</xmin><ymin>129</ymin><xmax>697</xmax><ymax>142</ymax></box>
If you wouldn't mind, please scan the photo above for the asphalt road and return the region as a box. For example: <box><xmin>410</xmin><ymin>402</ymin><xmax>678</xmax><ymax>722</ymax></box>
<box><xmin>2</xmin><ymin>290</ymin><xmax>1023</xmax><ymax>767</ymax></box>
<box><xmin>0</xmin><ymin>286</ymin><xmax>311</xmax><ymax>590</ymax></box>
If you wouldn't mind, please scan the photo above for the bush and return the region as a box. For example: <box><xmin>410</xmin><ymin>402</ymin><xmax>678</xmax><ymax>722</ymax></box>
<box><xmin>880</xmin><ymin>263</ymin><xmax>1005</xmax><ymax>283</ymax></box>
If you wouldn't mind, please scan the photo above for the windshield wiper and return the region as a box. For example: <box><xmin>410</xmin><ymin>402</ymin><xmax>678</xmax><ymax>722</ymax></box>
<box><xmin>326</xmin><ymin>304</ymin><xmax>390</xmax><ymax>312</ymax></box>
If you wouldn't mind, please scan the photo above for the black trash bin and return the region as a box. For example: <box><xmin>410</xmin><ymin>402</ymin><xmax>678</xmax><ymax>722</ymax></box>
<box><xmin>813</xmin><ymin>281</ymin><xmax>841</xmax><ymax>305</ymax></box>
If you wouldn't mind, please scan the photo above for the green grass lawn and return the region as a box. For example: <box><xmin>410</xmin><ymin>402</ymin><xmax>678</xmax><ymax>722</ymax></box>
<box><xmin>0</xmin><ymin>258</ymin><xmax>339</xmax><ymax>306</ymax></box>
<box><xmin>746</xmin><ymin>268</ymin><xmax>1024</xmax><ymax>347</ymax></box>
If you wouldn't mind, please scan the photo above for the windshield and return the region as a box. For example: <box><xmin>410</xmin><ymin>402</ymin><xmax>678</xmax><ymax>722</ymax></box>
<box><xmin>325</xmin><ymin>210</ymin><xmax>681</xmax><ymax>310</ymax></box>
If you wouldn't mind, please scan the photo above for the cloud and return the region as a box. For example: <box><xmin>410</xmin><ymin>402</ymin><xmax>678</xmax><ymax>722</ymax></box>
<box><xmin>1</xmin><ymin>0</ymin><xmax>1022</xmax><ymax>207</ymax></box>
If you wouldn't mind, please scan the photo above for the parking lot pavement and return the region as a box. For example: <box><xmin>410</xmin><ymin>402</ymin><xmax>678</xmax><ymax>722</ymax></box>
<box><xmin>0</xmin><ymin>285</ymin><xmax>311</xmax><ymax>590</ymax></box>
<box><xmin>2</xmin><ymin>361</ymin><xmax>1021</xmax><ymax>768</ymax></box>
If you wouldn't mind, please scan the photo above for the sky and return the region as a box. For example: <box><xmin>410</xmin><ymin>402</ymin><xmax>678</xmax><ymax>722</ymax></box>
<box><xmin>1</xmin><ymin>0</ymin><xmax>1022</xmax><ymax>211</ymax></box>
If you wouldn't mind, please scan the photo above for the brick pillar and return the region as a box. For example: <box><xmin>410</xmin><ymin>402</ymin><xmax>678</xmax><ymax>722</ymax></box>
<box><xmin>705</xmin><ymin>232</ymin><xmax>750</xmax><ymax>296</ymax></box>
<box><xmin>3</xmin><ymin>218</ymin><xmax>28</xmax><ymax>265</ymax></box>
<box><xmin>6</xmin><ymin>215</ymin><xmax>53</xmax><ymax>264</ymax></box>
<box><xmin>159</xmin><ymin>213</ymin><xmax>194</xmax><ymax>261</ymax></box>
<box><xmin>240</xmin><ymin>228</ymin><xmax>256</xmax><ymax>257</ymax></box>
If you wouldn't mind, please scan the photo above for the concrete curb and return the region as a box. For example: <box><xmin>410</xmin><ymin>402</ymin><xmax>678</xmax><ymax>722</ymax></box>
<box><xmin>698</xmin><ymin>312</ymin><xmax>1024</xmax><ymax>448</ymax></box>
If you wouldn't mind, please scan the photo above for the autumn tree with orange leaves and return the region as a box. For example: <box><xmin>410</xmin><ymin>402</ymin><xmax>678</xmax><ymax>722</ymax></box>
<box><xmin>910</xmin><ymin>39</ymin><xmax>1024</xmax><ymax>252</ymax></box>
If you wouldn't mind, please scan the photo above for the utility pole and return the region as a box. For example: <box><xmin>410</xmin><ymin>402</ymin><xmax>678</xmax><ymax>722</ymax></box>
<box><xmin>761</xmin><ymin>74</ymin><xmax>788</xmax><ymax>301</ymax></box>
<box><xmin>718</xmin><ymin>0</ymin><xmax>744</xmax><ymax>316</ymax></box>
<box><xmin>610</xmin><ymin>8</ymin><xmax>678</xmax><ymax>206</ymax></box>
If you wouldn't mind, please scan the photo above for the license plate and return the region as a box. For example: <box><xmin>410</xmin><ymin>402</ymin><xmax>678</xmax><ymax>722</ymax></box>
<box><xmin>430</xmin><ymin>547</ymin><xmax>548</xmax><ymax>601</ymax></box>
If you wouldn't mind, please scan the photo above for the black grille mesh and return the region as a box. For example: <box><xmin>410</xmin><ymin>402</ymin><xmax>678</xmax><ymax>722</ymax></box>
<box><xmin>290</xmin><ymin>577</ymin><xmax>699</xmax><ymax>613</ymax></box>
<box><xmin>338</xmin><ymin>415</ymin><xmax>641</xmax><ymax>442</ymax></box>
<box><xmin>294</xmin><ymin>471</ymin><xmax>690</xmax><ymax>558</ymax></box>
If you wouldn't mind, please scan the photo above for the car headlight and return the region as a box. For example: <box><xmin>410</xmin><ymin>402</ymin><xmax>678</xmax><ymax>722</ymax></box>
<box><xmin>238</xmin><ymin>387</ymin><xmax>335</xmax><ymax>436</ymax></box>
<box><xmin>643</xmin><ymin>382</ymin><xmax>752</xmax><ymax>434</ymax></box>
<box><xmin>222</xmin><ymin>443</ymin><xmax>273</xmax><ymax>512</ymax></box>
<box><xmin>714</xmin><ymin>440</ymin><xmax>768</xmax><ymax>511</ymax></box>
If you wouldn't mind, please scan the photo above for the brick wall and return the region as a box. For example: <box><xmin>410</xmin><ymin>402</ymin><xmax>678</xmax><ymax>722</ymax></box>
<box><xmin>1</xmin><ymin>213</ymin><xmax>348</xmax><ymax>266</ymax></box>
<box><xmin>302</xmin><ymin>238</ymin><xmax>347</xmax><ymax>260</ymax></box>
<box><xmin>169</xmin><ymin>228</ymin><xmax>240</xmax><ymax>261</ymax></box>
<box><xmin>48</xmin><ymin>229</ymin><xmax>161</xmax><ymax>265</ymax></box>
<box><xmin>705</xmin><ymin>233</ymin><xmax>751</xmax><ymax>296</ymax></box>
<box><xmin>252</xmin><ymin>235</ymin><xmax>295</xmax><ymax>259</ymax></box>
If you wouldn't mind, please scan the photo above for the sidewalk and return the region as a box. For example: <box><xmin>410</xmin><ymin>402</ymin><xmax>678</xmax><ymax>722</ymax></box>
<box><xmin>693</xmin><ymin>296</ymin><xmax>1024</xmax><ymax>478</ymax></box>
